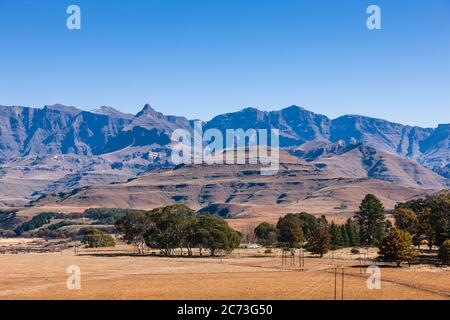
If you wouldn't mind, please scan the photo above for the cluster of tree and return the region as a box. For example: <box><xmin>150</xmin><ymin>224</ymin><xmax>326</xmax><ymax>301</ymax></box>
<box><xmin>393</xmin><ymin>190</ymin><xmax>449</xmax><ymax>250</ymax></box>
<box><xmin>115</xmin><ymin>204</ymin><xmax>241</xmax><ymax>256</ymax></box>
<box><xmin>329</xmin><ymin>220</ymin><xmax>360</xmax><ymax>248</ymax></box>
<box><xmin>81</xmin><ymin>229</ymin><xmax>116</xmax><ymax>248</ymax></box>
<box><xmin>253</xmin><ymin>193</ymin><xmax>449</xmax><ymax>266</ymax></box>
<box><xmin>84</xmin><ymin>208</ymin><xmax>144</xmax><ymax>225</ymax></box>
<box><xmin>392</xmin><ymin>190</ymin><xmax>450</xmax><ymax>265</ymax></box>
<box><xmin>14</xmin><ymin>212</ymin><xmax>54</xmax><ymax>235</ymax></box>
<box><xmin>254</xmin><ymin>212</ymin><xmax>332</xmax><ymax>257</ymax></box>
<box><xmin>255</xmin><ymin>195</ymin><xmax>391</xmax><ymax>252</ymax></box>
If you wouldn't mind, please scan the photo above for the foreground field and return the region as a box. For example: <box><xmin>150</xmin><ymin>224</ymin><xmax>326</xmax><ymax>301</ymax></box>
<box><xmin>0</xmin><ymin>246</ymin><xmax>449</xmax><ymax>300</ymax></box>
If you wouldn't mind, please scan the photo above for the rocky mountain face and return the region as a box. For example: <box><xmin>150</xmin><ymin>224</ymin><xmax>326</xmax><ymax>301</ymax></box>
<box><xmin>0</xmin><ymin>104</ymin><xmax>131</xmax><ymax>158</ymax></box>
<box><xmin>0</xmin><ymin>103</ymin><xmax>448</xmax><ymax>207</ymax></box>
<box><xmin>205</xmin><ymin>106</ymin><xmax>448</xmax><ymax>178</ymax></box>
<box><xmin>204</xmin><ymin>106</ymin><xmax>331</xmax><ymax>146</ymax></box>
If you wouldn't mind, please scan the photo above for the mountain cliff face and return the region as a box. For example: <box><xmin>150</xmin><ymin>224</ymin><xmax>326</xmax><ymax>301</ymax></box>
<box><xmin>0</xmin><ymin>103</ymin><xmax>448</xmax><ymax>208</ymax></box>
<box><xmin>0</xmin><ymin>105</ymin><xmax>131</xmax><ymax>157</ymax></box>
<box><xmin>204</xmin><ymin>106</ymin><xmax>448</xmax><ymax>177</ymax></box>
<box><xmin>204</xmin><ymin>106</ymin><xmax>331</xmax><ymax>146</ymax></box>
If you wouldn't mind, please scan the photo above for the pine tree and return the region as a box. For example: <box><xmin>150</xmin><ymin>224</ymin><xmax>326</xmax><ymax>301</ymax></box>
<box><xmin>345</xmin><ymin>219</ymin><xmax>360</xmax><ymax>247</ymax></box>
<box><xmin>341</xmin><ymin>225</ymin><xmax>350</xmax><ymax>247</ymax></box>
<box><xmin>330</xmin><ymin>222</ymin><xmax>343</xmax><ymax>248</ymax></box>
<box><xmin>355</xmin><ymin>194</ymin><xmax>387</xmax><ymax>246</ymax></box>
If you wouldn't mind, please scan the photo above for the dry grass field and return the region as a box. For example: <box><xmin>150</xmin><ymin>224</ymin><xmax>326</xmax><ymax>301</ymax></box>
<box><xmin>0</xmin><ymin>244</ymin><xmax>449</xmax><ymax>300</ymax></box>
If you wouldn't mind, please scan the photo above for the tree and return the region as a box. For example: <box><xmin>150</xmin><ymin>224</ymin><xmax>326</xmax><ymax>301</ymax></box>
<box><xmin>378</xmin><ymin>229</ymin><xmax>417</xmax><ymax>267</ymax></box>
<box><xmin>317</xmin><ymin>215</ymin><xmax>329</xmax><ymax>228</ymax></box>
<box><xmin>396</xmin><ymin>190</ymin><xmax>450</xmax><ymax>247</ymax></box>
<box><xmin>393</xmin><ymin>208</ymin><xmax>418</xmax><ymax>235</ymax></box>
<box><xmin>81</xmin><ymin>229</ymin><xmax>116</xmax><ymax>248</ymax></box>
<box><xmin>144</xmin><ymin>204</ymin><xmax>196</xmax><ymax>256</ymax></box>
<box><xmin>254</xmin><ymin>222</ymin><xmax>278</xmax><ymax>246</ymax></box>
<box><xmin>277</xmin><ymin>214</ymin><xmax>304</xmax><ymax>248</ymax></box>
<box><xmin>330</xmin><ymin>222</ymin><xmax>343</xmax><ymax>248</ymax></box>
<box><xmin>116</xmin><ymin>211</ymin><xmax>150</xmax><ymax>254</ymax></box>
<box><xmin>295</xmin><ymin>212</ymin><xmax>319</xmax><ymax>238</ymax></box>
<box><xmin>438</xmin><ymin>240</ymin><xmax>450</xmax><ymax>265</ymax></box>
<box><xmin>341</xmin><ymin>225</ymin><xmax>350</xmax><ymax>247</ymax></box>
<box><xmin>355</xmin><ymin>194</ymin><xmax>387</xmax><ymax>246</ymax></box>
<box><xmin>345</xmin><ymin>219</ymin><xmax>360</xmax><ymax>247</ymax></box>
<box><xmin>14</xmin><ymin>212</ymin><xmax>54</xmax><ymax>235</ymax></box>
<box><xmin>194</xmin><ymin>215</ymin><xmax>241</xmax><ymax>256</ymax></box>
<box><xmin>308</xmin><ymin>226</ymin><xmax>331</xmax><ymax>257</ymax></box>
<box><xmin>417</xmin><ymin>208</ymin><xmax>434</xmax><ymax>251</ymax></box>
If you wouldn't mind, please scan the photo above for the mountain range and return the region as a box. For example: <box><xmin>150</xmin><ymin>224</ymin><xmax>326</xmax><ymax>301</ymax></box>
<box><xmin>0</xmin><ymin>103</ymin><xmax>448</xmax><ymax>210</ymax></box>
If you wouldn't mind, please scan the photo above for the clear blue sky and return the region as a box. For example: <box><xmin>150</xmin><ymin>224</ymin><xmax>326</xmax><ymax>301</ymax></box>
<box><xmin>0</xmin><ymin>0</ymin><xmax>449</xmax><ymax>127</ymax></box>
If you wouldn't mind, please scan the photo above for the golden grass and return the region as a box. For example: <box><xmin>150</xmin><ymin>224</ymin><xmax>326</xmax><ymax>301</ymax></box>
<box><xmin>0</xmin><ymin>246</ymin><xmax>448</xmax><ymax>300</ymax></box>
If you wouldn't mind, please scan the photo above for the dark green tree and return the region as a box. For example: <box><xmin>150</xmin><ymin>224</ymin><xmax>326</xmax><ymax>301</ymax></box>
<box><xmin>277</xmin><ymin>214</ymin><xmax>304</xmax><ymax>248</ymax></box>
<box><xmin>345</xmin><ymin>219</ymin><xmax>360</xmax><ymax>247</ymax></box>
<box><xmin>295</xmin><ymin>212</ymin><xmax>319</xmax><ymax>238</ymax></box>
<box><xmin>317</xmin><ymin>215</ymin><xmax>329</xmax><ymax>228</ymax></box>
<box><xmin>308</xmin><ymin>226</ymin><xmax>331</xmax><ymax>257</ymax></box>
<box><xmin>395</xmin><ymin>190</ymin><xmax>449</xmax><ymax>247</ymax></box>
<box><xmin>341</xmin><ymin>225</ymin><xmax>350</xmax><ymax>247</ymax></box>
<box><xmin>193</xmin><ymin>215</ymin><xmax>241</xmax><ymax>256</ymax></box>
<box><xmin>144</xmin><ymin>204</ymin><xmax>196</xmax><ymax>256</ymax></box>
<box><xmin>254</xmin><ymin>222</ymin><xmax>278</xmax><ymax>246</ymax></box>
<box><xmin>417</xmin><ymin>208</ymin><xmax>434</xmax><ymax>251</ymax></box>
<box><xmin>330</xmin><ymin>222</ymin><xmax>343</xmax><ymax>248</ymax></box>
<box><xmin>116</xmin><ymin>211</ymin><xmax>151</xmax><ymax>254</ymax></box>
<box><xmin>355</xmin><ymin>194</ymin><xmax>387</xmax><ymax>246</ymax></box>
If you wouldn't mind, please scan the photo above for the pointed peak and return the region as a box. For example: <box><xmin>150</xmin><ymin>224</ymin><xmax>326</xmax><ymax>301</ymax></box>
<box><xmin>135</xmin><ymin>103</ymin><xmax>162</xmax><ymax>118</ymax></box>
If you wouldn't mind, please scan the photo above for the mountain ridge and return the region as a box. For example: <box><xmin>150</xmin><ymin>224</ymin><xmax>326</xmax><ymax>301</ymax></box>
<box><xmin>0</xmin><ymin>103</ymin><xmax>448</xmax><ymax>178</ymax></box>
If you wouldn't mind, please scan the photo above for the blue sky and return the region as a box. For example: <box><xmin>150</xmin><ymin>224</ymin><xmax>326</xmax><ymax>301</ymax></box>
<box><xmin>0</xmin><ymin>0</ymin><xmax>449</xmax><ymax>127</ymax></box>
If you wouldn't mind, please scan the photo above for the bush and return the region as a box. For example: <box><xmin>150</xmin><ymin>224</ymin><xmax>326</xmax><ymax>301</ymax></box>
<box><xmin>81</xmin><ymin>229</ymin><xmax>116</xmax><ymax>248</ymax></box>
<box><xmin>350</xmin><ymin>248</ymin><xmax>360</xmax><ymax>255</ymax></box>
<box><xmin>438</xmin><ymin>240</ymin><xmax>450</xmax><ymax>265</ymax></box>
